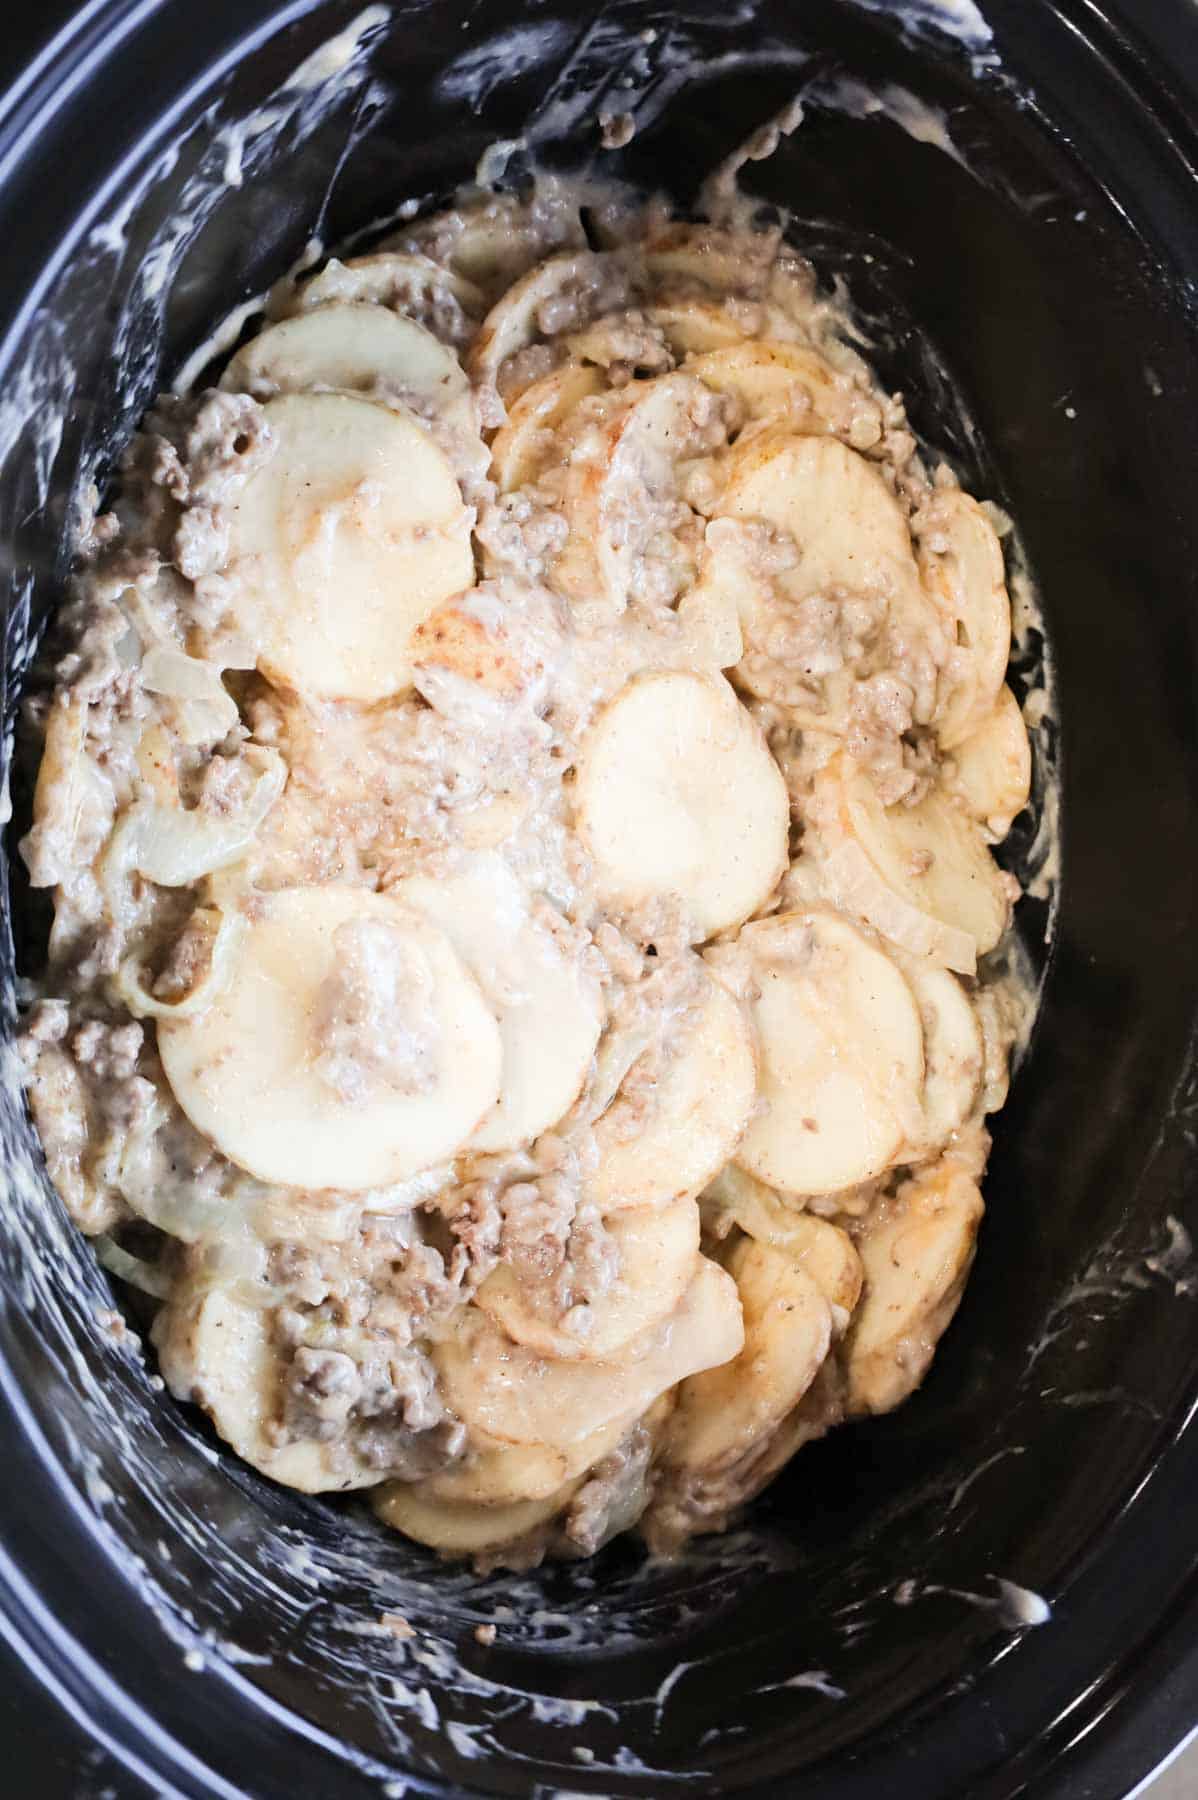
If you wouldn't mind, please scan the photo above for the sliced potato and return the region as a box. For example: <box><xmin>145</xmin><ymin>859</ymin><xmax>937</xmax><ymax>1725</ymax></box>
<box><xmin>899</xmin><ymin>956</ymin><xmax>983</xmax><ymax>1151</ymax></box>
<box><xmin>158</xmin><ymin>885</ymin><xmax>502</xmax><ymax>1190</ymax></box>
<box><xmin>287</xmin><ymin>251</ymin><xmax>485</xmax><ymax>334</ymax></box>
<box><xmin>391</xmin><ymin>853</ymin><xmax>602</xmax><ymax>1153</ymax></box>
<box><xmin>574</xmin><ymin>670</ymin><xmax>789</xmax><ymax>940</ymax></box>
<box><xmin>153</xmin><ymin>1288</ymin><xmax>379</xmax><ymax>1494</ymax></box>
<box><xmin>393</xmin><ymin>198</ymin><xmax>586</xmax><ymax>295</ymax></box>
<box><xmin>701</xmin><ymin>1167</ymin><xmax>862</xmax><ymax>1327</ymax></box>
<box><xmin>918</xmin><ymin>490</ymin><xmax>1011</xmax><ymax>748</ymax></box>
<box><xmin>490</xmin><ymin>361</ymin><xmax>603</xmax><ymax>492</ymax></box>
<box><xmin>477</xmin><ymin>1197</ymin><xmax>700</xmax><ymax>1360</ymax></box>
<box><xmin>814</xmin><ymin>752</ymin><xmax>1011</xmax><ymax>975</ymax></box>
<box><xmin>372</xmin><ymin>1481</ymin><xmax>578</xmax><ymax>1553</ymax></box>
<box><xmin>692</xmin><ymin>433</ymin><xmax>945</xmax><ymax>721</ymax></box>
<box><xmin>466</xmin><ymin>251</ymin><xmax>621</xmax><ymax>396</ymax></box>
<box><xmin>845</xmin><ymin>1165</ymin><xmax>985</xmax><ymax>1415</ymax></box>
<box><xmin>666</xmin><ymin>1237</ymin><xmax>832</xmax><ymax>1472</ymax></box>
<box><xmin>688</xmin><ymin>341</ymin><xmax>882</xmax><ymax>448</ymax></box>
<box><xmin>555</xmin><ymin>372</ymin><xmax>723</xmax><ymax>615</ymax></box>
<box><xmin>947</xmin><ymin>685</ymin><xmax>1031</xmax><ymax>838</ymax></box>
<box><xmin>223</xmin><ymin>392</ymin><xmax>473</xmax><ymax>702</ymax></box>
<box><xmin>644</xmin><ymin>224</ymin><xmax>772</xmax><ymax>295</ymax></box>
<box><xmin>648</xmin><ymin>297</ymin><xmax>756</xmax><ymax>356</ymax></box>
<box><xmin>434</xmin><ymin>1256</ymin><xmax>743</xmax><ymax>1451</ymax></box>
<box><xmin>423</xmin><ymin>1414</ymin><xmax>635</xmax><ymax>1507</ymax></box>
<box><xmin>221</xmin><ymin>303</ymin><xmax>486</xmax><ymax>494</ymax></box>
<box><xmin>590</xmin><ymin>964</ymin><xmax>757</xmax><ymax>1210</ymax></box>
<box><xmin>736</xmin><ymin>909</ymin><xmax>926</xmax><ymax>1196</ymax></box>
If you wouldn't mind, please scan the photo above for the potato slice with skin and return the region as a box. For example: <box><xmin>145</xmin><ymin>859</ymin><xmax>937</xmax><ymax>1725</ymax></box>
<box><xmin>490</xmin><ymin>361</ymin><xmax>603</xmax><ymax>492</ymax></box>
<box><xmin>814</xmin><ymin>752</ymin><xmax>1011</xmax><ymax>975</ymax></box>
<box><xmin>158</xmin><ymin>885</ymin><xmax>502</xmax><ymax>1190</ymax></box>
<box><xmin>846</xmin><ymin>1165</ymin><xmax>985</xmax><ymax>1415</ymax></box>
<box><xmin>574</xmin><ymin>670</ymin><xmax>789</xmax><ymax>941</ymax></box>
<box><xmin>390</xmin><ymin>853</ymin><xmax>602</xmax><ymax>1153</ymax></box>
<box><xmin>736</xmin><ymin>909</ymin><xmax>926</xmax><ymax>1196</ymax></box>
<box><xmin>435</xmin><ymin>1256</ymin><xmax>743</xmax><ymax>1451</ymax></box>
<box><xmin>223</xmin><ymin>392</ymin><xmax>474</xmax><ymax>702</ymax></box>
<box><xmin>918</xmin><ymin>490</ymin><xmax>1011</xmax><ymax>749</ymax></box>
<box><xmin>372</xmin><ymin>1481</ymin><xmax>579</xmax><ymax>1553</ymax></box>
<box><xmin>947</xmin><ymin>685</ymin><xmax>1031</xmax><ymax>838</ymax></box>
<box><xmin>898</xmin><ymin>955</ymin><xmax>984</xmax><ymax>1151</ymax></box>
<box><xmin>590</xmin><ymin>966</ymin><xmax>757</xmax><ymax>1211</ymax></box>
<box><xmin>688</xmin><ymin>341</ymin><xmax>882</xmax><ymax>449</ymax></box>
<box><xmin>666</xmin><ymin>1237</ymin><xmax>832</xmax><ymax>1472</ymax></box>
<box><xmin>153</xmin><ymin>1288</ymin><xmax>380</xmax><ymax>1494</ymax></box>
<box><xmin>477</xmin><ymin>1197</ymin><xmax>701</xmax><ymax>1361</ymax></box>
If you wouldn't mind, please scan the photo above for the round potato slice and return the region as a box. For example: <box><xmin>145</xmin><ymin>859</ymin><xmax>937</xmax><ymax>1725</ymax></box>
<box><xmin>666</xmin><ymin>1237</ymin><xmax>832</xmax><ymax>1472</ymax></box>
<box><xmin>697</xmin><ymin>432</ymin><xmax>946</xmax><ymax>722</ymax></box>
<box><xmin>648</xmin><ymin>297</ymin><xmax>756</xmax><ymax>356</ymax></box>
<box><xmin>946</xmin><ymin>684</ymin><xmax>1031</xmax><ymax>839</ymax></box>
<box><xmin>490</xmin><ymin>361</ymin><xmax>603</xmax><ymax>492</ymax></box>
<box><xmin>372</xmin><ymin>1481</ymin><xmax>578</xmax><ymax>1553</ymax></box>
<box><xmin>434</xmin><ymin>1257</ymin><xmax>743</xmax><ymax>1451</ymax></box>
<box><xmin>846</xmin><ymin>1165</ymin><xmax>985</xmax><ymax>1415</ymax></box>
<box><xmin>153</xmin><ymin>1288</ymin><xmax>380</xmax><ymax>1494</ymax></box>
<box><xmin>688</xmin><ymin>341</ymin><xmax>882</xmax><ymax>448</ymax></box>
<box><xmin>814</xmin><ymin>752</ymin><xmax>1011</xmax><ymax>975</ymax></box>
<box><xmin>466</xmin><ymin>251</ymin><xmax>622</xmax><ymax>397</ymax></box>
<box><xmin>705</xmin><ymin>1168</ymin><xmax>864</xmax><ymax>1331</ymax></box>
<box><xmin>158</xmin><ymin>885</ymin><xmax>502</xmax><ymax>1190</ymax></box>
<box><xmin>223</xmin><ymin>392</ymin><xmax>473</xmax><ymax>702</ymax></box>
<box><xmin>477</xmin><ymin>1197</ymin><xmax>701</xmax><ymax>1360</ymax></box>
<box><xmin>736</xmin><ymin>909</ymin><xmax>926</xmax><ymax>1196</ymax></box>
<box><xmin>590</xmin><ymin>965</ymin><xmax>757</xmax><ymax>1210</ymax></box>
<box><xmin>391</xmin><ymin>852</ymin><xmax>603</xmax><ymax>1153</ymax></box>
<box><xmin>221</xmin><ymin>303</ymin><xmax>486</xmax><ymax>493</ymax></box>
<box><xmin>422</xmin><ymin>1413</ymin><xmax>636</xmax><ymax>1507</ymax></box>
<box><xmin>287</xmin><ymin>251</ymin><xmax>485</xmax><ymax>338</ymax></box>
<box><xmin>555</xmin><ymin>372</ymin><xmax>722</xmax><ymax>616</ymax></box>
<box><xmin>918</xmin><ymin>490</ymin><xmax>1011</xmax><ymax>749</ymax></box>
<box><xmin>574</xmin><ymin>670</ymin><xmax>789</xmax><ymax>941</ymax></box>
<box><xmin>900</xmin><ymin>955</ymin><xmax>984</xmax><ymax>1151</ymax></box>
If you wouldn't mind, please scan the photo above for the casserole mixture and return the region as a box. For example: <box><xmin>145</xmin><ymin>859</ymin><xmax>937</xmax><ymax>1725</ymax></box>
<box><xmin>18</xmin><ymin>185</ymin><xmax>1030</xmax><ymax>1562</ymax></box>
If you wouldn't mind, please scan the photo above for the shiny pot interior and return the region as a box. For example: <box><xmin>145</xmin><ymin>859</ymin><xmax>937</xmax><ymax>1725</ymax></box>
<box><xmin>0</xmin><ymin>2</ymin><xmax>1195</xmax><ymax>1795</ymax></box>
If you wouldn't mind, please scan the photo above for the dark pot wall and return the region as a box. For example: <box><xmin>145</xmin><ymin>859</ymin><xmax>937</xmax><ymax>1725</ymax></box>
<box><xmin>0</xmin><ymin>3</ymin><xmax>1195</xmax><ymax>1796</ymax></box>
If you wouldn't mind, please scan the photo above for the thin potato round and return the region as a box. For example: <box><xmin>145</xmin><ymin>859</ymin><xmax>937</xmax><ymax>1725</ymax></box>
<box><xmin>158</xmin><ymin>886</ymin><xmax>502</xmax><ymax>1191</ymax></box>
<box><xmin>222</xmin><ymin>392</ymin><xmax>474</xmax><ymax>702</ymax></box>
<box><xmin>574</xmin><ymin>670</ymin><xmax>789</xmax><ymax>941</ymax></box>
<box><xmin>590</xmin><ymin>965</ymin><xmax>757</xmax><ymax>1209</ymax></box>
<box><xmin>736</xmin><ymin>909</ymin><xmax>925</xmax><ymax>1196</ymax></box>
<box><xmin>434</xmin><ymin>1257</ymin><xmax>743</xmax><ymax>1451</ymax></box>
<box><xmin>477</xmin><ymin>1197</ymin><xmax>700</xmax><ymax>1360</ymax></box>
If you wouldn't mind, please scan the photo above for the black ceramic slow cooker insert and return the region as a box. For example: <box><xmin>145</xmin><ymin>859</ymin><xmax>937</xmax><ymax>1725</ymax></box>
<box><xmin>0</xmin><ymin>2</ymin><xmax>1195</xmax><ymax>1795</ymax></box>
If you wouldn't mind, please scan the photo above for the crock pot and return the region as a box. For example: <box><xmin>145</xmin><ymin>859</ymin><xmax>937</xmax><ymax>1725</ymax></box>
<box><xmin>0</xmin><ymin>2</ymin><xmax>1195</xmax><ymax>1795</ymax></box>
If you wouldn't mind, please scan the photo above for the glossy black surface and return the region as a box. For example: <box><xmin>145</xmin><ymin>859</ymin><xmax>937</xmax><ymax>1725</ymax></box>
<box><xmin>0</xmin><ymin>3</ymin><xmax>1195</xmax><ymax>1796</ymax></box>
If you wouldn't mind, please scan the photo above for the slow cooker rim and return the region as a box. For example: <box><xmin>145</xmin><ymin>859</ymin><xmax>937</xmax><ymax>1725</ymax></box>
<box><xmin>0</xmin><ymin>2</ymin><xmax>1195</xmax><ymax>1796</ymax></box>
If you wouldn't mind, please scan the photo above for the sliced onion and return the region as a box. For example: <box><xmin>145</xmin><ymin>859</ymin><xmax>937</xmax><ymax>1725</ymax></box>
<box><xmin>95</xmin><ymin>1235</ymin><xmax>172</xmax><ymax>1300</ymax></box>
<box><xmin>101</xmin><ymin>746</ymin><xmax>286</xmax><ymax>924</ymax></box>
<box><xmin>115</xmin><ymin>905</ymin><xmax>242</xmax><ymax>1020</ymax></box>
<box><xmin>141</xmin><ymin>647</ymin><xmax>240</xmax><ymax>746</ymax></box>
<box><xmin>821</xmin><ymin>838</ymin><xmax>977</xmax><ymax>976</ymax></box>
